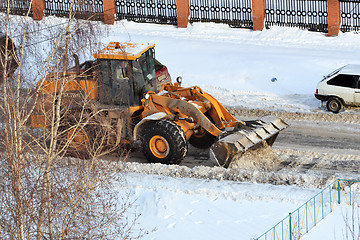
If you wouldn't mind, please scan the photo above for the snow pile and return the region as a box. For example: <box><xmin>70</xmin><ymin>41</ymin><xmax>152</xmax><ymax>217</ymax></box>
<box><xmin>123</xmin><ymin>161</ymin><xmax>336</xmax><ymax>189</ymax></box>
<box><xmin>228</xmin><ymin>106</ymin><xmax>360</xmax><ymax>123</ymax></box>
<box><xmin>229</xmin><ymin>142</ymin><xmax>280</xmax><ymax>171</ymax></box>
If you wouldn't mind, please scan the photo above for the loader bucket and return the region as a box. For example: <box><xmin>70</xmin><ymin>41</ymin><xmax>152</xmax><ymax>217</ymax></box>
<box><xmin>209</xmin><ymin>117</ymin><xmax>288</xmax><ymax>168</ymax></box>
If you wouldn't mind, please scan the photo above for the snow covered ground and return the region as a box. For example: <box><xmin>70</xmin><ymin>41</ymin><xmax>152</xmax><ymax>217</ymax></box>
<box><xmin>301</xmin><ymin>204</ymin><xmax>360</xmax><ymax>240</ymax></box>
<box><xmin>102</xmin><ymin>21</ymin><xmax>360</xmax><ymax>113</ymax></box>
<box><xmin>96</xmin><ymin>21</ymin><xmax>360</xmax><ymax>239</ymax></box>
<box><xmin>9</xmin><ymin>14</ymin><xmax>360</xmax><ymax>239</ymax></box>
<box><xmin>120</xmin><ymin>173</ymin><xmax>320</xmax><ymax>240</ymax></box>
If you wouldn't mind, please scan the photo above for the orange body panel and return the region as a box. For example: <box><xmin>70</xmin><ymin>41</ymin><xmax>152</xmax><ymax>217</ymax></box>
<box><xmin>30</xmin><ymin>114</ymin><xmax>46</xmax><ymax>129</ymax></box>
<box><xmin>140</xmin><ymin>83</ymin><xmax>240</xmax><ymax>140</ymax></box>
<box><xmin>31</xmin><ymin>73</ymin><xmax>99</xmax><ymax>130</ymax></box>
<box><xmin>93</xmin><ymin>42</ymin><xmax>155</xmax><ymax>60</ymax></box>
<box><xmin>39</xmin><ymin>74</ymin><xmax>98</xmax><ymax>100</ymax></box>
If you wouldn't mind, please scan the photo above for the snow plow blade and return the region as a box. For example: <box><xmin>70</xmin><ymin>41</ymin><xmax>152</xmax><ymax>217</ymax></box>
<box><xmin>210</xmin><ymin>117</ymin><xmax>288</xmax><ymax>168</ymax></box>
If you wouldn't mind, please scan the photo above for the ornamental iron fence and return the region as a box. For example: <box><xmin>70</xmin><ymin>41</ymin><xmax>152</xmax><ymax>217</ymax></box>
<box><xmin>189</xmin><ymin>0</ymin><xmax>253</xmax><ymax>28</ymax></box>
<box><xmin>44</xmin><ymin>0</ymin><xmax>104</xmax><ymax>20</ymax></box>
<box><xmin>265</xmin><ymin>0</ymin><xmax>328</xmax><ymax>32</ymax></box>
<box><xmin>340</xmin><ymin>0</ymin><xmax>360</xmax><ymax>32</ymax></box>
<box><xmin>256</xmin><ymin>179</ymin><xmax>360</xmax><ymax>240</ymax></box>
<box><xmin>0</xmin><ymin>0</ymin><xmax>31</xmax><ymax>16</ymax></box>
<box><xmin>115</xmin><ymin>0</ymin><xmax>178</xmax><ymax>25</ymax></box>
<box><xmin>1</xmin><ymin>1</ymin><xmax>360</xmax><ymax>33</ymax></box>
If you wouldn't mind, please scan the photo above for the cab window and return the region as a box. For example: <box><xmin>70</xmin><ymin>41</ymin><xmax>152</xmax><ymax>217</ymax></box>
<box><xmin>99</xmin><ymin>60</ymin><xmax>112</xmax><ymax>86</ymax></box>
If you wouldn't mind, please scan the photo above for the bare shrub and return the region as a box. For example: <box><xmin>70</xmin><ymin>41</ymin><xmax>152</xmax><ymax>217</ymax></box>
<box><xmin>0</xmin><ymin>1</ymin><xmax>144</xmax><ymax>239</ymax></box>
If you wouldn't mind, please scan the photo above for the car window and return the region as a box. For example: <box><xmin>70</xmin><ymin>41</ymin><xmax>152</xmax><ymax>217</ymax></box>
<box><xmin>355</xmin><ymin>76</ymin><xmax>360</xmax><ymax>89</ymax></box>
<box><xmin>327</xmin><ymin>74</ymin><xmax>359</xmax><ymax>88</ymax></box>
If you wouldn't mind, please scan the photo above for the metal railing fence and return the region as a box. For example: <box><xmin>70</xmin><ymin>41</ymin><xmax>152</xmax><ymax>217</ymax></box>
<box><xmin>265</xmin><ymin>0</ymin><xmax>328</xmax><ymax>32</ymax></box>
<box><xmin>340</xmin><ymin>0</ymin><xmax>360</xmax><ymax>32</ymax></box>
<box><xmin>44</xmin><ymin>0</ymin><xmax>104</xmax><ymax>21</ymax></box>
<box><xmin>115</xmin><ymin>0</ymin><xmax>178</xmax><ymax>25</ymax></box>
<box><xmin>0</xmin><ymin>0</ymin><xmax>31</xmax><ymax>16</ymax></box>
<box><xmin>256</xmin><ymin>179</ymin><xmax>360</xmax><ymax>240</ymax></box>
<box><xmin>189</xmin><ymin>0</ymin><xmax>253</xmax><ymax>28</ymax></box>
<box><xmin>1</xmin><ymin>1</ymin><xmax>360</xmax><ymax>33</ymax></box>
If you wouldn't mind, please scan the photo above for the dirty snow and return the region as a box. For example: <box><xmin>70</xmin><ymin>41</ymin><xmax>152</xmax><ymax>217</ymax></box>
<box><xmin>229</xmin><ymin>142</ymin><xmax>281</xmax><ymax>171</ymax></box>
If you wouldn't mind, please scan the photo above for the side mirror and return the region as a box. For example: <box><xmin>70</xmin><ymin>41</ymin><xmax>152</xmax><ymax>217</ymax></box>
<box><xmin>176</xmin><ymin>76</ymin><xmax>182</xmax><ymax>84</ymax></box>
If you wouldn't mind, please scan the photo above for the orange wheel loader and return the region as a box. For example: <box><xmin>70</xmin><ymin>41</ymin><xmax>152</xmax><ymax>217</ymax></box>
<box><xmin>30</xmin><ymin>42</ymin><xmax>288</xmax><ymax>167</ymax></box>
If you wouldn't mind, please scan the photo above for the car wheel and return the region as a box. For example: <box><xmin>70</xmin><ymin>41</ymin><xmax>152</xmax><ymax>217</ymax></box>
<box><xmin>326</xmin><ymin>97</ymin><xmax>342</xmax><ymax>113</ymax></box>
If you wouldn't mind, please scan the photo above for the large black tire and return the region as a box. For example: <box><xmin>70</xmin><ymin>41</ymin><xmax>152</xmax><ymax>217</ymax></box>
<box><xmin>189</xmin><ymin>129</ymin><xmax>217</xmax><ymax>149</ymax></box>
<box><xmin>326</xmin><ymin>97</ymin><xmax>342</xmax><ymax>113</ymax></box>
<box><xmin>142</xmin><ymin>120</ymin><xmax>188</xmax><ymax>164</ymax></box>
<box><xmin>60</xmin><ymin>126</ymin><xmax>92</xmax><ymax>159</ymax></box>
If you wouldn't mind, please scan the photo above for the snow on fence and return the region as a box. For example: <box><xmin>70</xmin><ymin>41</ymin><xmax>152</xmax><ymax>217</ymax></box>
<box><xmin>255</xmin><ymin>179</ymin><xmax>360</xmax><ymax>240</ymax></box>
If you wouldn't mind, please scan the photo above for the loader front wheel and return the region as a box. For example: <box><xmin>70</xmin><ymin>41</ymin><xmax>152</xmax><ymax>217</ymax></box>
<box><xmin>142</xmin><ymin>120</ymin><xmax>187</xmax><ymax>164</ymax></box>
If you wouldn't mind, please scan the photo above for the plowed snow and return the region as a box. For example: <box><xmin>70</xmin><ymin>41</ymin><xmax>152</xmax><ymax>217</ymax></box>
<box><xmin>228</xmin><ymin>107</ymin><xmax>360</xmax><ymax>124</ymax></box>
<box><xmin>229</xmin><ymin>142</ymin><xmax>280</xmax><ymax>171</ymax></box>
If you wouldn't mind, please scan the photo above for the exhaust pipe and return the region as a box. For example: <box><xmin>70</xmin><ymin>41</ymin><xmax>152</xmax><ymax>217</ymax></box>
<box><xmin>73</xmin><ymin>54</ymin><xmax>80</xmax><ymax>75</ymax></box>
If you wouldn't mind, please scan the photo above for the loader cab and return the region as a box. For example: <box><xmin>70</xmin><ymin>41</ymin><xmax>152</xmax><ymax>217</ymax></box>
<box><xmin>93</xmin><ymin>42</ymin><xmax>159</xmax><ymax>107</ymax></box>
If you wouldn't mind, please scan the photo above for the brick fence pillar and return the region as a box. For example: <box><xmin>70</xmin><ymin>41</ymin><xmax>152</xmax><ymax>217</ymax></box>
<box><xmin>252</xmin><ymin>0</ymin><xmax>265</xmax><ymax>31</ymax></box>
<box><xmin>103</xmin><ymin>0</ymin><xmax>116</xmax><ymax>25</ymax></box>
<box><xmin>327</xmin><ymin>0</ymin><xmax>341</xmax><ymax>36</ymax></box>
<box><xmin>32</xmin><ymin>0</ymin><xmax>45</xmax><ymax>20</ymax></box>
<box><xmin>176</xmin><ymin>0</ymin><xmax>189</xmax><ymax>28</ymax></box>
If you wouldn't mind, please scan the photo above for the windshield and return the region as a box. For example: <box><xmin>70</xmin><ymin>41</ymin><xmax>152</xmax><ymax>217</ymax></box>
<box><xmin>322</xmin><ymin>66</ymin><xmax>345</xmax><ymax>81</ymax></box>
<box><xmin>137</xmin><ymin>49</ymin><xmax>156</xmax><ymax>92</ymax></box>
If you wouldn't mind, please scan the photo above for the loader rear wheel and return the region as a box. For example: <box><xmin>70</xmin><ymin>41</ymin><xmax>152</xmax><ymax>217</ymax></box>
<box><xmin>63</xmin><ymin>126</ymin><xmax>92</xmax><ymax>159</ymax></box>
<box><xmin>142</xmin><ymin>120</ymin><xmax>187</xmax><ymax>164</ymax></box>
<box><xmin>189</xmin><ymin>128</ymin><xmax>217</xmax><ymax>149</ymax></box>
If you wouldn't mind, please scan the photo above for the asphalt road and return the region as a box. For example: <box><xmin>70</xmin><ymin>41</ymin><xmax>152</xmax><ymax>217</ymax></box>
<box><xmin>274</xmin><ymin>120</ymin><xmax>360</xmax><ymax>155</ymax></box>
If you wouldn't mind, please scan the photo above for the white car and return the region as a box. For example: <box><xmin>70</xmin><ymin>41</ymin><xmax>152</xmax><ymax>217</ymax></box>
<box><xmin>315</xmin><ymin>64</ymin><xmax>360</xmax><ymax>113</ymax></box>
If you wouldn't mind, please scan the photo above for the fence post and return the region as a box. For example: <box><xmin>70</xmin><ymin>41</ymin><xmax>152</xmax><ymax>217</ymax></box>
<box><xmin>337</xmin><ymin>180</ymin><xmax>341</xmax><ymax>204</ymax></box>
<box><xmin>103</xmin><ymin>0</ymin><xmax>116</xmax><ymax>25</ymax></box>
<box><xmin>327</xmin><ymin>0</ymin><xmax>341</xmax><ymax>36</ymax></box>
<box><xmin>289</xmin><ymin>213</ymin><xmax>292</xmax><ymax>240</ymax></box>
<box><xmin>32</xmin><ymin>0</ymin><xmax>45</xmax><ymax>21</ymax></box>
<box><xmin>252</xmin><ymin>0</ymin><xmax>265</xmax><ymax>31</ymax></box>
<box><xmin>176</xmin><ymin>0</ymin><xmax>189</xmax><ymax>28</ymax></box>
